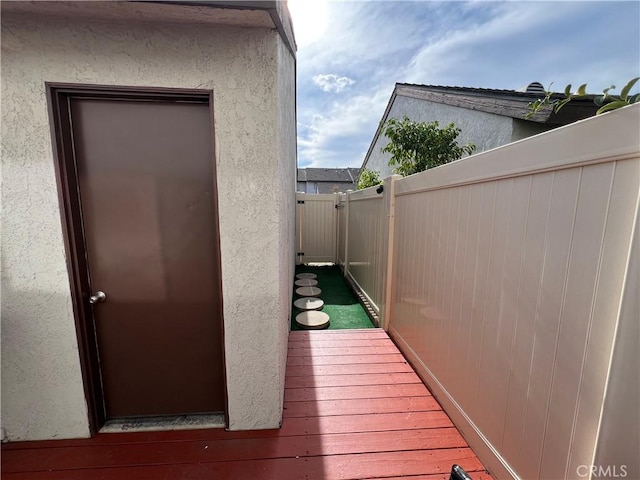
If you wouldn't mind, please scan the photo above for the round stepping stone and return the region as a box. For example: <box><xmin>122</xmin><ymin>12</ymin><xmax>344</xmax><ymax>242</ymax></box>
<box><xmin>295</xmin><ymin>278</ymin><xmax>318</xmax><ymax>287</ymax></box>
<box><xmin>295</xmin><ymin>311</ymin><xmax>330</xmax><ymax>330</ymax></box>
<box><xmin>294</xmin><ymin>297</ymin><xmax>324</xmax><ymax>311</ymax></box>
<box><xmin>295</xmin><ymin>286</ymin><xmax>322</xmax><ymax>297</ymax></box>
<box><xmin>296</xmin><ymin>273</ymin><xmax>317</xmax><ymax>279</ymax></box>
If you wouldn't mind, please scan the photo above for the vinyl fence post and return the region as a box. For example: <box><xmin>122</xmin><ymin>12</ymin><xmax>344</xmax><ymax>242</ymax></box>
<box><xmin>380</xmin><ymin>175</ymin><xmax>401</xmax><ymax>331</ymax></box>
<box><xmin>296</xmin><ymin>192</ymin><xmax>304</xmax><ymax>266</ymax></box>
<box><xmin>343</xmin><ymin>189</ymin><xmax>352</xmax><ymax>278</ymax></box>
<box><xmin>333</xmin><ymin>192</ymin><xmax>340</xmax><ymax>264</ymax></box>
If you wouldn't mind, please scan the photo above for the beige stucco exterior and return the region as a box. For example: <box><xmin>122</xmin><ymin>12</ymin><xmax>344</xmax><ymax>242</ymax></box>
<box><xmin>362</xmin><ymin>90</ymin><xmax>562</xmax><ymax>180</ymax></box>
<box><xmin>1</xmin><ymin>3</ymin><xmax>296</xmax><ymax>441</ymax></box>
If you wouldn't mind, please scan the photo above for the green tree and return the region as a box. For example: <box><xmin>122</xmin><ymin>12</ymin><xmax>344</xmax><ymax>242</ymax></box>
<box><xmin>356</xmin><ymin>169</ymin><xmax>382</xmax><ymax>190</ymax></box>
<box><xmin>381</xmin><ymin>117</ymin><xmax>476</xmax><ymax>177</ymax></box>
<box><xmin>527</xmin><ymin>77</ymin><xmax>640</xmax><ymax>118</ymax></box>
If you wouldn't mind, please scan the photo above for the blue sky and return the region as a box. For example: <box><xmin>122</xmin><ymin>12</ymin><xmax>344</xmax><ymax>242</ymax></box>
<box><xmin>288</xmin><ymin>0</ymin><xmax>640</xmax><ymax>169</ymax></box>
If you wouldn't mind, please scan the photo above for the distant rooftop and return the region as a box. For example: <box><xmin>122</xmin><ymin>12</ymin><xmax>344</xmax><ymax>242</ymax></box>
<box><xmin>297</xmin><ymin>168</ymin><xmax>361</xmax><ymax>194</ymax></box>
<box><xmin>297</xmin><ymin>168</ymin><xmax>360</xmax><ymax>183</ymax></box>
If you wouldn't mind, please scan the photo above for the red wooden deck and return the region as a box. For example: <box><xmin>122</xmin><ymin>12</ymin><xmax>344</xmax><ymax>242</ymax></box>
<box><xmin>2</xmin><ymin>329</ymin><xmax>492</xmax><ymax>480</ymax></box>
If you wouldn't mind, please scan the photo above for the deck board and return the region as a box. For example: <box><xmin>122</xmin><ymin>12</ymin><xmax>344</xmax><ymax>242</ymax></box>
<box><xmin>286</xmin><ymin>372</ymin><xmax>422</xmax><ymax>388</ymax></box>
<box><xmin>288</xmin><ymin>328</ymin><xmax>387</xmax><ymax>338</ymax></box>
<box><xmin>288</xmin><ymin>338</ymin><xmax>394</xmax><ymax>348</ymax></box>
<box><xmin>287</xmin><ymin>353</ymin><xmax>407</xmax><ymax>365</ymax></box>
<box><xmin>283</xmin><ymin>396</ymin><xmax>442</xmax><ymax>418</ymax></box>
<box><xmin>286</xmin><ymin>361</ymin><xmax>415</xmax><ymax>376</ymax></box>
<box><xmin>284</xmin><ymin>383</ymin><xmax>430</xmax><ymax>401</ymax></box>
<box><xmin>287</xmin><ymin>345</ymin><xmax>400</xmax><ymax>356</ymax></box>
<box><xmin>2</xmin><ymin>329</ymin><xmax>492</xmax><ymax>480</ymax></box>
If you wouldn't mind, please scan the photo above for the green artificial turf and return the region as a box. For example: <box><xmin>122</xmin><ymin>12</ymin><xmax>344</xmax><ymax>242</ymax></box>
<box><xmin>291</xmin><ymin>265</ymin><xmax>375</xmax><ymax>330</ymax></box>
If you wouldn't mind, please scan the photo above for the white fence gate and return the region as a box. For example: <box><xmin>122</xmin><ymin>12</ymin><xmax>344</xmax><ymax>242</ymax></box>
<box><xmin>296</xmin><ymin>193</ymin><xmax>338</xmax><ymax>264</ymax></box>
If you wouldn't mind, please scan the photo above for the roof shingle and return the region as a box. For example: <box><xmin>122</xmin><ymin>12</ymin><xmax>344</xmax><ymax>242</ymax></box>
<box><xmin>297</xmin><ymin>168</ymin><xmax>360</xmax><ymax>182</ymax></box>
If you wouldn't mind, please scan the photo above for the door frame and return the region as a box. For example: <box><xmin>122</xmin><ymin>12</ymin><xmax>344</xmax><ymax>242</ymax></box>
<box><xmin>46</xmin><ymin>83</ymin><xmax>228</xmax><ymax>434</ymax></box>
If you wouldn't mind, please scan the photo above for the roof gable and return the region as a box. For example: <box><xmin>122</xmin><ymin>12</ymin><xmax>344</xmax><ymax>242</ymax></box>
<box><xmin>358</xmin><ymin>82</ymin><xmax>600</xmax><ymax>176</ymax></box>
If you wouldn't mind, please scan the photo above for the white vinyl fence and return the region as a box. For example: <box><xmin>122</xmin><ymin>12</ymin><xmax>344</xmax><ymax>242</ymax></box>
<box><xmin>300</xmin><ymin>188</ymin><xmax>390</xmax><ymax>320</ymax></box>
<box><xmin>295</xmin><ymin>193</ymin><xmax>337</xmax><ymax>264</ymax></box>
<box><xmin>334</xmin><ymin>105</ymin><xmax>640</xmax><ymax>480</ymax></box>
<box><xmin>343</xmin><ymin>187</ymin><xmax>387</xmax><ymax>315</ymax></box>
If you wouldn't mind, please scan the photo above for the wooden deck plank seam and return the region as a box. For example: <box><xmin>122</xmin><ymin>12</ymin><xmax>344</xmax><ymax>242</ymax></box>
<box><xmin>282</xmin><ymin>407</ymin><xmax>443</xmax><ymax>416</ymax></box>
<box><xmin>3</xmin><ymin>447</ymin><xmax>480</xmax><ymax>474</ymax></box>
<box><xmin>287</xmin><ymin>357</ymin><xmax>409</xmax><ymax>363</ymax></box>
<box><xmin>1</xmin><ymin>427</ymin><xmax>462</xmax><ymax>455</ymax></box>
<box><xmin>284</xmin><ymin>388</ymin><xmax>432</xmax><ymax>397</ymax></box>
<box><xmin>285</xmin><ymin>383</ymin><xmax>424</xmax><ymax>389</ymax></box>
<box><xmin>284</xmin><ymin>370</ymin><xmax>416</xmax><ymax>377</ymax></box>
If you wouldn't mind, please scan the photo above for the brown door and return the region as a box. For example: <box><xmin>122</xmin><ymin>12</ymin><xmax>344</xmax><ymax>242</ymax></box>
<box><xmin>68</xmin><ymin>95</ymin><xmax>225</xmax><ymax>419</ymax></box>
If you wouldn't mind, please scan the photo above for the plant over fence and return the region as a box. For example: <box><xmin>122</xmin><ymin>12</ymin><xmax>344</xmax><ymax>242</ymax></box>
<box><xmin>527</xmin><ymin>77</ymin><xmax>640</xmax><ymax>117</ymax></box>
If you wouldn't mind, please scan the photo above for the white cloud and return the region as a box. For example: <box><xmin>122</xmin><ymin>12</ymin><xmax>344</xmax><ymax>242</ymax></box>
<box><xmin>296</xmin><ymin>1</ymin><xmax>640</xmax><ymax>168</ymax></box>
<box><xmin>297</xmin><ymin>88</ymin><xmax>391</xmax><ymax>168</ymax></box>
<box><xmin>312</xmin><ymin>74</ymin><xmax>356</xmax><ymax>93</ymax></box>
<box><xmin>400</xmin><ymin>2</ymin><xmax>639</xmax><ymax>91</ymax></box>
<box><xmin>402</xmin><ymin>3</ymin><xmax>558</xmax><ymax>85</ymax></box>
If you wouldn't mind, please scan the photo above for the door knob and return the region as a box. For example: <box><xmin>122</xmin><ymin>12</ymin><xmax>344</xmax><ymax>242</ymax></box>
<box><xmin>89</xmin><ymin>291</ymin><xmax>107</xmax><ymax>304</ymax></box>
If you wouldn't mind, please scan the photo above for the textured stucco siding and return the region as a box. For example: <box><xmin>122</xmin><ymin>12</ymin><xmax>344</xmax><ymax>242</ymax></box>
<box><xmin>1</xmin><ymin>11</ymin><xmax>294</xmax><ymax>440</ymax></box>
<box><xmin>364</xmin><ymin>95</ymin><xmax>514</xmax><ymax>178</ymax></box>
<box><xmin>275</xmin><ymin>36</ymin><xmax>297</xmax><ymax>420</ymax></box>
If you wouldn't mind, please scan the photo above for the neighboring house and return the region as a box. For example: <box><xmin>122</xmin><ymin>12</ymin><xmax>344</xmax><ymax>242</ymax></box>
<box><xmin>1</xmin><ymin>1</ymin><xmax>296</xmax><ymax>441</ymax></box>
<box><xmin>361</xmin><ymin>82</ymin><xmax>599</xmax><ymax>178</ymax></box>
<box><xmin>297</xmin><ymin>167</ymin><xmax>360</xmax><ymax>193</ymax></box>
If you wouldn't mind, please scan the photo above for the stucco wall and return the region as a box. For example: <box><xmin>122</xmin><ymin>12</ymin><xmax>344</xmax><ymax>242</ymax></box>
<box><xmin>364</xmin><ymin>95</ymin><xmax>514</xmax><ymax>178</ymax></box>
<box><xmin>1</xmin><ymin>10</ymin><xmax>295</xmax><ymax>440</ymax></box>
<box><xmin>275</xmin><ymin>36</ymin><xmax>297</xmax><ymax>419</ymax></box>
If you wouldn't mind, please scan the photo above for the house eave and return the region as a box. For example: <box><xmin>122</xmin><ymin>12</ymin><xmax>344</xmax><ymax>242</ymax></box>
<box><xmin>149</xmin><ymin>1</ymin><xmax>297</xmax><ymax>56</ymax></box>
<box><xmin>1</xmin><ymin>0</ymin><xmax>296</xmax><ymax>56</ymax></box>
<box><xmin>396</xmin><ymin>84</ymin><xmax>551</xmax><ymax>123</ymax></box>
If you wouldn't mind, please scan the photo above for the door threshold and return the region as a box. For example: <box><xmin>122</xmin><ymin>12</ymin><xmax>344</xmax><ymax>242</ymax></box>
<box><xmin>100</xmin><ymin>413</ymin><xmax>225</xmax><ymax>433</ymax></box>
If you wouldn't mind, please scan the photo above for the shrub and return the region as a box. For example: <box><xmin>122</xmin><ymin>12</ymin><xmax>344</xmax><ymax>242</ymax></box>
<box><xmin>381</xmin><ymin>116</ymin><xmax>476</xmax><ymax>176</ymax></box>
<box><xmin>356</xmin><ymin>168</ymin><xmax>382</xmax><ymax>190</ymax></box>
